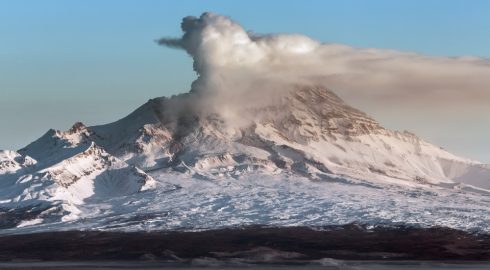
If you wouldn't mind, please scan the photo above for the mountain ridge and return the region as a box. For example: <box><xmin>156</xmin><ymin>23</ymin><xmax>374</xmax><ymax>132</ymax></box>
<box><xmin>1</xmin><ymin>84</ymin><xmax>489</xmax><ymax>233</ymax></box>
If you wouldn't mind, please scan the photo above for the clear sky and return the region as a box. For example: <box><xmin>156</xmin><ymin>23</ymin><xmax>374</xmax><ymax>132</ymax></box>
<box><xmin>1</xmin><ymin>0</ymin><xmax>490</xmax><ymax>162</ymax></box>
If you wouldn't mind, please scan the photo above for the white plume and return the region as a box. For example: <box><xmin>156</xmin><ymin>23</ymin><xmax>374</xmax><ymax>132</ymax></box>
<box><xmin>157</xmin><ymin>12</ymin><xmax>490</xmax><ymax>136</ymax></box>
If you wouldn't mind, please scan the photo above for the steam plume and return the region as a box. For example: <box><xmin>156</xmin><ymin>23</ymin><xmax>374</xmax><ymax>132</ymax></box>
<box><xmin>156</xmin><ymin>12</ymin><xmax>490</xmax><ymax>141</ymax></box>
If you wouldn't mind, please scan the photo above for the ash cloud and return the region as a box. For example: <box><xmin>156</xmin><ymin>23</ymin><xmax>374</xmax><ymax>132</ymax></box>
<box><xmin>157</xmin><ymin>12</ymin><xmax>490</xmax><ymax>134</ymax></box>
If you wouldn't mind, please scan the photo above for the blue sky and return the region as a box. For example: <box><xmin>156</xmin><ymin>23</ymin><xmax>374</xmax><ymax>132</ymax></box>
<box><xmin>1</xmin><ymin>0</ymin><xmax>490</xmax><ymax>161</ymax></box>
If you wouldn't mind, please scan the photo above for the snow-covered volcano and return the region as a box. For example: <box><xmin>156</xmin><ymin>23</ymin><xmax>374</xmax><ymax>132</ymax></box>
<box><xmin>1</xmin><ymin>84</ymin><xmax>489</xmax><ymax>234</ymax></box>
<box><xmin>74</xmin><ymin>85</ymin><xmax>490</xmax><ymax>191</ymax></box>
<box><xmin>1</xmin><ymin>12</ymin><xmax>489</xmax><ymax>234</ymax></box>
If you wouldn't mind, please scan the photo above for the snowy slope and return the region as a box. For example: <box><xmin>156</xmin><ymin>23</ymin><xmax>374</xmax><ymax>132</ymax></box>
<box><xmin>1</xmin><ymin>85</ymin><xmax>489</xmax><ymax>233</ymax></box>
<box><xmin>0</xmin><ymin>150</ymin><xmax>36</xmax><ymax>175</ymax></box>
<box><xmin>80</xmin><ymin>85</ymin><xmax>487</xmax><ymax>191</ymax></box>
<box><xmin>4</xmin><ymin>172</ymin><xmax>490</xmax><ymax>235</ymax></box>
<box><xmin>0</xmin><ymin>127</ymin><xmax>155</xmax><ymax>227</ymax></box>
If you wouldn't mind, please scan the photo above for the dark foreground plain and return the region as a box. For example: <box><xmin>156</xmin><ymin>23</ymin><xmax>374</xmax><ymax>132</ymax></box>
<box><xmin>0</xmin><ymin>225</ymin><xmax>488</xmax><ymax>268</ymax></box>
<box><xmin>0</xmin><ymin>261</ymin><xmax>489</xmax><ymax>270</ymax></box>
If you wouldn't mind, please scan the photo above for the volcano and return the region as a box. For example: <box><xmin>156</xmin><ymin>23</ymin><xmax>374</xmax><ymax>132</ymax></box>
<box><xmin>1</xmin><ymin>12</ymin><xmax>490</xmax><ymax>236</ymax></box>
<box><xmin>1</xmin><ymin>84</ymin><xmax>489</xmax><ymax>234</ymax></box>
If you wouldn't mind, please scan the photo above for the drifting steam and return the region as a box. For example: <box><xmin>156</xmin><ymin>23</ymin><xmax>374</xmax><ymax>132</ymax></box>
<box><xmin>156</xmin><ymin>12</ymin><xmax>490</xmax><ymax>138</ymax></box>
<box><xmin>156</xmin><ymin>12</ymin><xmax>324</xmax><ymax>126</ymax></box>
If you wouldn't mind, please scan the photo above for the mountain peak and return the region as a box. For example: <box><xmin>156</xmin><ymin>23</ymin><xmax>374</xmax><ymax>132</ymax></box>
<box><xmin>68</xmin><ymin>122</ymin><xmax>88</xmax><ymax>134</ymax></box>
<box><xmin>1</xmin><ymin>83</ymin><xmax>489</xmax><ymax>233</ymax></box>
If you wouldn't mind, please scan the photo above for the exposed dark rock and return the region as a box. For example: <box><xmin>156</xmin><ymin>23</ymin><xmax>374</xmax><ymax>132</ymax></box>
<box><xmin>0</xmin><ymin>225</ymin><xmax>488</xmax><ymax>262</ymax></box>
